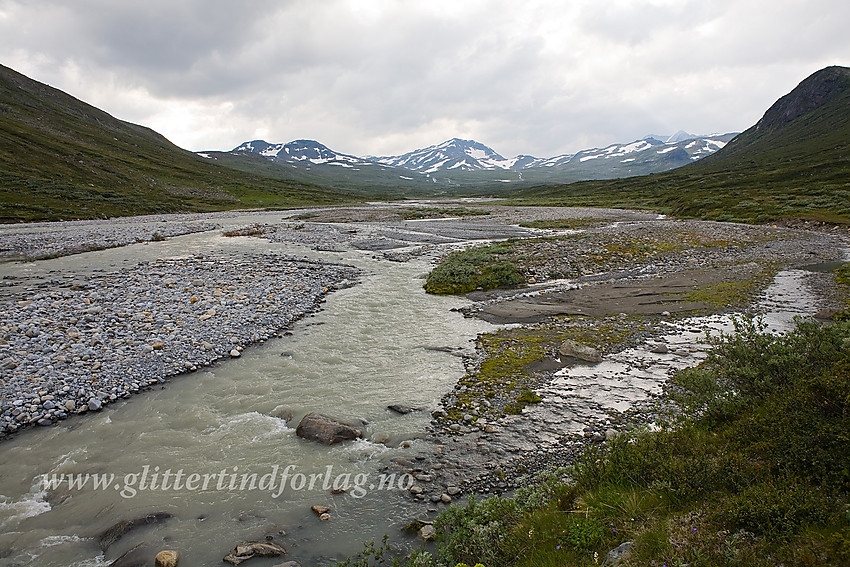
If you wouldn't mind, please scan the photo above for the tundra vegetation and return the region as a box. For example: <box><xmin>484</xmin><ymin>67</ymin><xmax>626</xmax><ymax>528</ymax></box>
<box><xmin>339</xmin><ymin>320</ymin><xmax>850</xmax><ymax>567</ymax></box>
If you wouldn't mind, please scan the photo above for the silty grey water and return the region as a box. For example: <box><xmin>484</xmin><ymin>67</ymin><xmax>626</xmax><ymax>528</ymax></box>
<box><xmin>0</xmin><ymin>214</ymin><xmax>495</xmax><ymax>566</ymax></box>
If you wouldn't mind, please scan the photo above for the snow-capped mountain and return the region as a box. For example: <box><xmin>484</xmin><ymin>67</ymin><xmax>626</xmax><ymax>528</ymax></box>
<box><xmin>368</xmin><ymin>138</ymin><xmax>520</xmax><ymax>173</ymax></box>
<box><xmin>233</xmin><ymin>139</ymin><xmax>374</xmax><ymax>169</ymax></box>
<box><xmin>225</xmin><ymin>132</ymin><xmax>738</xmax><ymax>187</ymax></box>
<box><xmin>367</xmin><ymin>133</ymin><xmax>737</xmax><ymax>174</ymax></box>
<box><xmin>558</xmin><ymin>134</ymin><xmax>734</xmax><ymax>167</ymax></box>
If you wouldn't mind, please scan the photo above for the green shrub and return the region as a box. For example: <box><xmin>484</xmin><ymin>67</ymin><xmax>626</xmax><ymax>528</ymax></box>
<box><xmin>559</xmin><ymin>516</ymin><xmax>605</xmax><ymax>553</ymax></box>
<box><xmin>424</xmin><ymin>244</ymin><xmax>524</xmax><ymax>294</ymax></box>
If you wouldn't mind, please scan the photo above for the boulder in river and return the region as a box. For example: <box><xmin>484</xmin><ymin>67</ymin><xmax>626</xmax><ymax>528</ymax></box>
<box><xmin>558</xmin><ymin>339</ymin><xmax>603</xmax><ymax>363</ymax></box>
<box><xmin>99</xmin><ymin>512</ymin><xmax>173</xmax><ymax>551</ymax></box>
<box><xmin>223</xmin><ymin>541</ymin><xmax>286</xmax><ymax>565</ymax></box>
<box><xmin>295</xmin><ymin>413</ymin><xmax>362</xmax><ymax>445</ymax></box>
<box><xmin>387</xmin><ymin>404</ymin><xmax>420</xmax><ymax>415</ymax></box>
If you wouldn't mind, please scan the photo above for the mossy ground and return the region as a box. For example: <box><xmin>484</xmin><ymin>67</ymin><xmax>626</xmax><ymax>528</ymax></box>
<box><xmin>436</xmin><ymin>316</ymin><xmax>655</xmax><ymax>428</ymax></box>
<box><xmin>675</xmin><ymin>263</ymin><xmax>780</xmax><ymax>310</ymax></box>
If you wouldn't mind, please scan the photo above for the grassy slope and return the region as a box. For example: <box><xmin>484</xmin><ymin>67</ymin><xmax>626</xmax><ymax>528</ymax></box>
<box><xmin>506</xmin><ymin>67</ymin><xmax>850</xmax><ymax>224</ymax></box>
<box><xmin>0</xmin><ymin>64</ymin><xmax>355</xmax><ymax>222</ymax></box>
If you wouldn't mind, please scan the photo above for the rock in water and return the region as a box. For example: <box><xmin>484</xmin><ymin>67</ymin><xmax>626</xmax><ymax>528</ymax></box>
<box><xmin>387</xmin><ymin>404</ymin><xmax>420</xmax><ymax>414</ymax></box>
<box><xmin>223</xmin><ymin>541</ymin><xmax>286</xmax><ymax>565</ymax></box>
<box><xmin>419</xmin><ymin>525</ymin><xmax>437</xmax><ymax>540</ymax></box>
<box><xmin>155</xmin><ymin>550</ymin><xmax>180</xmax><ymax>567</ymax></box>
<box><xmin>99</xmin><ymin>512</ymin><xmax>173</xmax><ymax>551</ymax></box>
<box><xmin>558</xmin><ymin>339</ymin><xmax>602</xmax><ymax>363</ymax></box>
<box><xmin>650</xmin><ymin>342</ymin><xmax>669</xmax><ymax>354</ymax></box>
<box><xmin>295</xmin><ymin>413</ymin><xmax>362</xmax><ymax>445</ymax></box>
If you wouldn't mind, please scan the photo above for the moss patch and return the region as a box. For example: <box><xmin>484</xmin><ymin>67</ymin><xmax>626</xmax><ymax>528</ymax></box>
<box><xmin>399</xmin><ymin>206</ymin><xmax>490</xmax><ymax>220</ymax></box>
<box><xmin>436</xmin><ymin>316</ymin><xmax>655</xmax><ymax>428</ymax></box>
<box><xmin>680</xmin><ymin>265</ymin><xmax>778</xmax><ymax>309</ymax></box>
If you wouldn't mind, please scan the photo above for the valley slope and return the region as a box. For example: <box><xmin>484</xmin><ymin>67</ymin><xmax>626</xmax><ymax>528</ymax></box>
<box><xmin>0</xmin><ymin>64</ymin><xmax>353</xmax><ymax>222</ymax></box>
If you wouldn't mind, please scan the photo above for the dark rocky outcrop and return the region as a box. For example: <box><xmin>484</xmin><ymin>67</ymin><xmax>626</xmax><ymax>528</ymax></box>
<box><xmin>387</xmin><ymin>404</ymin><xmax>420</xmax><ymax>414</ymax></box>
<box><xmin>99</xmin><ymin>512</ymin><xmax>173</xmax><ymax>551</ymax></box>
<box><xmin>755</xmin><ymin>66</ymin><xmax>850</xmax><ymax>132</ymax></box>
<box><xmin>295</xmin><ymin>412</ymin><xmax>362</xmax><ymax>445</ymax></box>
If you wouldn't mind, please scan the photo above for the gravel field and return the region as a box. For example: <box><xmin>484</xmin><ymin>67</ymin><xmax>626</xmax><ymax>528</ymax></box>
<box><xmin>0</xmin><ymin>252</ymin><xmax>358</xmax><ymax>436</ymax></box>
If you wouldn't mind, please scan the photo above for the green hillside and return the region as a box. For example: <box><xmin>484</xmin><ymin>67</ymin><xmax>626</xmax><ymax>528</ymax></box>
<box><xmin>507</xmin><ymin>66</ymin><xmax>850</xmax><ymax>224</ymax></box>
<box><xmin>0</xmin><ymin>64</ymin><xmax>354</xmax><ymax>222</ymax></box>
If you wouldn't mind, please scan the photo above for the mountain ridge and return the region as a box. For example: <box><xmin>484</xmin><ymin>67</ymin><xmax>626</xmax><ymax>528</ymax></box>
<box><xmin>228</xmin><ymin>132</ymin><xmax>738</xmax><ymax>179</ymax></box>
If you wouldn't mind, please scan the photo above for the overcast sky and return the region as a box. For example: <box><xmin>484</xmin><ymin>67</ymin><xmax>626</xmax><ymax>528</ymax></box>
<box><xmin>1</xmin><ymin>0</ymin><xmax>848</xmax><ymax>158</ymax></box>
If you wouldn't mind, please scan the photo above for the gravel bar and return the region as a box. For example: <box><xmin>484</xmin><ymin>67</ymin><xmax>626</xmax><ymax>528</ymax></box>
<box><xmin>0</xmin><ymin>252</ymin><xmax>359</xmax><ymax>437</ymax></box>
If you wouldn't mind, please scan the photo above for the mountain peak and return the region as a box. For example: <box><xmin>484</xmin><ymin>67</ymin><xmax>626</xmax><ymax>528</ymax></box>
<box><xmin>370</xmin><ymin>138</ymin><xmax>510</xmax><ymax>173</ymax></box>
<box><xmin>755</xmin><ymin>65</ymin><xmax>850</xmax><ymax>132</ymax></box>
<box><xmin>665</xmin><ymin>130</ymin><xmax>697</xmax><ymax>143</ymax></box>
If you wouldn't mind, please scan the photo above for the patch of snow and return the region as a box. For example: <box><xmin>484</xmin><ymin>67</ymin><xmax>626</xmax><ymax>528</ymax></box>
<box><xmin>656</xmin><ymin>146</ymin><xmax>677</xmax><ymax>154</ymax></box>
<box><xmin>424</xmin><ymin>159</ymin><xmax>451</xmax><ymax>173</ymax></box>
<box><xmin>619</xmin><ymin>141</ymin><xmax>650</xmax><ymax>154</ymax></box>
<box><xmin>197</xmin><ymin>153</ymin><xmax>211</xmax><ymax>159</ymax></box>
<box><xmin>621</xmin><ymin>158</ymin><xmax>636</xmax><ymax>163</ymax></box>
<box><xmin>579</xmin><ymin>154</ymin><xmax>601</xmax><ymax>162</ymax></box>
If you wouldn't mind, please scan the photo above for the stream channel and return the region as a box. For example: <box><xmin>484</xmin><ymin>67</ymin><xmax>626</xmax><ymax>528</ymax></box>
<box><xmin>0</xmin><ymin>212</ymin><xmax>494</xmax><ymax>566</ymax></box>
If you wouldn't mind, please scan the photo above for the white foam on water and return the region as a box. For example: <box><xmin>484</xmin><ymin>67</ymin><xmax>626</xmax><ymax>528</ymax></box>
<box><xmin>39</xmin><ymin>534</ymin><xmax>88</xmax><ymax>547</ymax></box>
<box><xmin>0</xmin><ymin>481</ymin><xmax>51</xmax><ymax>530</ymax></box>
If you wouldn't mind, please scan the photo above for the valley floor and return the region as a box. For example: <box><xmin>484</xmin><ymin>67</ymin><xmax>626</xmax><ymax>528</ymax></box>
<box><xmin>1</xmin><ymin>203</ymin><xmax>848</xmax><ymax>565</ymax></box>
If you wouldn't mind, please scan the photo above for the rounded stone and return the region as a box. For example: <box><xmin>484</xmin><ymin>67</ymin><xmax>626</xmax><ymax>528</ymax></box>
<box><xmin>155</xmin><ymin>549</ymin><xmax>180</xmax><ymax>567</ymax></box>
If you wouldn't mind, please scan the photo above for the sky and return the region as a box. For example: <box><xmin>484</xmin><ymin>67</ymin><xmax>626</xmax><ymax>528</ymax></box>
<box><xmin>0</xmin><ymin>0</ymin><xmax>848</xmax><ymax>159</ymax></box>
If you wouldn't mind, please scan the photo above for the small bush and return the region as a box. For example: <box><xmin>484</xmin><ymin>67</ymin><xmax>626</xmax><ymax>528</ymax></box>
<box><xmin>425</xmin><ymin>244</ymin><xmax>524</xmax><ymax>294</ymax></box>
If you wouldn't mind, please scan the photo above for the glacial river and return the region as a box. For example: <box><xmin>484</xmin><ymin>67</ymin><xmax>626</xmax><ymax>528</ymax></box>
<box><xmin>0</xmin><ymin>214</ymin><xmax>494</xmax><ymax>566</ymax></box>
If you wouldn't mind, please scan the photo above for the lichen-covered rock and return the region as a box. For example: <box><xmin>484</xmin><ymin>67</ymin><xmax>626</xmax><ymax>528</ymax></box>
<box><xmin>155</xmin><ymin>550</ymin><xmax>179</xmax><ymax>567</ymax></box>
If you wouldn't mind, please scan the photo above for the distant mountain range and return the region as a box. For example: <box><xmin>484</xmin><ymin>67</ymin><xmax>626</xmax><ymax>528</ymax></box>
<box><xmin>219</xmin><ymin>131</ymin><xmax>738</xmax><ymax>189</ymax></box>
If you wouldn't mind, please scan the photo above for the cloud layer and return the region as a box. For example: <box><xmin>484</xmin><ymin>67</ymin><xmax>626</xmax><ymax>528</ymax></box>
<box><xmin>1</xmin><ymin>0</ymin><xmax>848</xmax><ymax>157</ymax></box>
